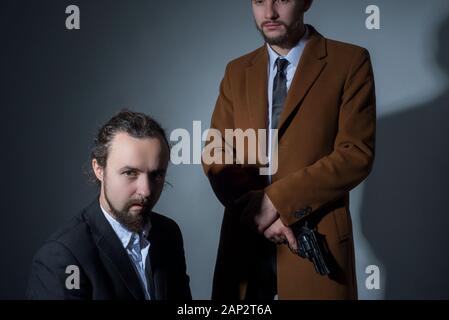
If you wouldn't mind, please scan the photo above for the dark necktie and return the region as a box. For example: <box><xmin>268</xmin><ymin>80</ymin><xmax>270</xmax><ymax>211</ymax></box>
<box><xmin>271</xmin><ymin>58</ymin><xmax>289</xmax><ymax>130</ymax></box>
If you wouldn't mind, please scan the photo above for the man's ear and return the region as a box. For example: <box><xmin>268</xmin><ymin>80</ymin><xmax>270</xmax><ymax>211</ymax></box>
<box><xmin>92</xmin><ymin>159</ymin><xmax>104</xmax><ymax>182</ymax></box>
<box><xmin>304</xmin><ymin>0</ymin><xmax>313</xmax><ymax>12</ymax></box>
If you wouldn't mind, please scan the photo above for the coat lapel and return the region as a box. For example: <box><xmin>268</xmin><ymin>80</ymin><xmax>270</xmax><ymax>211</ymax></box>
<box><xmin>84</xmin><ymin>200</ymin><xmax>146</xmax><ymax>300</ymax></box>
<box><xmin>246</xmin><ymin>47</ymin><xmax>269</xmax><ymax>130</ymax></box>
<box><xmin>277</xmin><ymin>26</ymin><xmax>328</xmax><ymax>132</ymax></box>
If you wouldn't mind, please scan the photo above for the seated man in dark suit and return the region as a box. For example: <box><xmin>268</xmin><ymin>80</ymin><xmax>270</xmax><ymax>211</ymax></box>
<box><xmin>27</xmin><ymin>110</ymin><xmax>191</xmax><ymax>300</ymax></box>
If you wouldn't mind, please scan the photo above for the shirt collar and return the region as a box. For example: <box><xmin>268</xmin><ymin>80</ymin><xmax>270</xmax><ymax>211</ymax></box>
<box><xmin>100</xmin><ymin>204</ymin><xmax>151</xmax><ymax>249</ymax></box>
<box><xmin>267</xmin><ymin>25</ymin><xmax>310</xmax><ymax>71</ymax></box>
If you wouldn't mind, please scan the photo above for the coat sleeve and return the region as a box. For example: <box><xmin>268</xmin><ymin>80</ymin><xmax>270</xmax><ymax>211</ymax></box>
<box><xmin>265</xmin><ymin>48</ymin><xmax>376</xmax><ymax>226</ymax></box>
<box><xmin>27</xmin><ymin>241</ymin><xmax>91</xmax><ymax>300</ymax></box>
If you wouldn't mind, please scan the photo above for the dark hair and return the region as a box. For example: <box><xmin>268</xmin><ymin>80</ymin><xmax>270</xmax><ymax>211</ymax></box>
<box><xmin>91</xmin><ymin>109</ymin><xmax>170</xmax><ymax>169</ymax></box>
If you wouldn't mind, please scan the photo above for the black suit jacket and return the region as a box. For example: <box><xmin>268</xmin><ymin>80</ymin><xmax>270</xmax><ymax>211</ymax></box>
<box><xmin>27</xmin><ymin>200</ymin><xmax>192</xmax><ymax>300</ymax></box>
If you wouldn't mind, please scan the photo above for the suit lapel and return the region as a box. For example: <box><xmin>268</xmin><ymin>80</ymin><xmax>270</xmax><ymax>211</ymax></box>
<box><xmin>152</xmin><ymin>269</ymin><xmax>168</xmax><ymax>300</ymax></box>
<box><xmin>278</xmin><ymin>26</ymin><xmax>328</xmax><ymax>132</ymax></box>
<box><xmin>144</xmin><ymin>250</ymin><xmax>157</xmax><ymax>300</ymax></box>
<box><xmin>84</xmin><ymin>200</ymin><xmax>146</xmax><ymax>300</ymax></box>
<box><xmin>147</xmin><ymin>217</ymin><xmax>167</xmax><ymax>300</ymax></box>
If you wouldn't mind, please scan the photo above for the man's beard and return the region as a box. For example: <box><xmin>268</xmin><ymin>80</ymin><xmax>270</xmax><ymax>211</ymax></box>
<box><xmin>257</xmin><ymin>19</ymin><xmax>302</xmax><ymax>47</ymax></box>
<box><xmin>104</xmin><ymin>190</ymin><xmax>150</xmax><ymax>233</ymax></box>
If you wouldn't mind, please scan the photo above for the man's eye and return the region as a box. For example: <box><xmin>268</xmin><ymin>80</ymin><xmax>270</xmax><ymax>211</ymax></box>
<box><xmin>123</xmin><ymin>171</ymin><xmax>138</xmax><ymax>177</ymax></box>
<box><xmin>153</xmin><ymin>172</ymin><xmax>165</xmax><ymax>181</ymax></box>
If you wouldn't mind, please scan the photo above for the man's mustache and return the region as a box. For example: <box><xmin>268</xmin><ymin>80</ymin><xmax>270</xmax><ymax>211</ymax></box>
<box><xmin>261</xmin><ymin>20</ymin><xmax>287</xmax><ymax>28</ymax></box>
<box><xmin>127</xmin><ymin>198</ymin><xmax>149</xmax><ymax>208</ymax></box>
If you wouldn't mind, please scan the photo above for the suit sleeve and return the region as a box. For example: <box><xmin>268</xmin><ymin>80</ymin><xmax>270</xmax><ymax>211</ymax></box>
<box><xmin>27</xmin><ymin>241</ymin><xmax>91</xmax><ymax>300</ymax></box>
<box><xmin>265</xmin><ymin>48</ymin><xmax>376</xmax><ymax>226</ymax></box>
<box><xmin>202</xmin><ymin>63</ymin><xmax>266</xmax><ymax>209</ymax></box>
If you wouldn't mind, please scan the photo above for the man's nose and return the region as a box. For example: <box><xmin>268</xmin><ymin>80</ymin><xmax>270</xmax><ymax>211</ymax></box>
<box><xmin>136</xmin><ymin>175</ymin><xmax>151</xmax><ymax>198</ymax></box>
<box><xmin>265</xmin><ymin>1</ymin><xmax>279</xmax><ymax>20</ymax></box>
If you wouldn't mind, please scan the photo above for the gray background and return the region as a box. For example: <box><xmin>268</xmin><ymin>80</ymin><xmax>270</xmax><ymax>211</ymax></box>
<box><xmin>1</xmin><ymin>0</ymin><xmax>448</xmax><ymax>299</ymax></box>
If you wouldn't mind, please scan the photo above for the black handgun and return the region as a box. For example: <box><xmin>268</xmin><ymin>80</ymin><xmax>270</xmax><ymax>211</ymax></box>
<box><xmin>295</xmin><ymin>226</ymin><xmax>330</xmax><ymax>276</ymax></box>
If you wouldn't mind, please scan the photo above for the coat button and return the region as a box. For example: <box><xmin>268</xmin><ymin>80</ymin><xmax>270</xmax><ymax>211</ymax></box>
<box><xmin>293</xmin><ymin>206</ymin><xmax>312</xmax><ymax>218</ymax></box>
<box><xmin>294</xmin><ymin>209</ymin><xmax>306</xmax><ymax>218</ymax></box>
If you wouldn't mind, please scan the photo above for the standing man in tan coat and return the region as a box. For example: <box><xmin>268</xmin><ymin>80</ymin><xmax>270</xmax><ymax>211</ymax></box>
<box><xmin>202</xmin><ymin>0</ymin><xmax>376</xmax><ymax>300</ymax></box>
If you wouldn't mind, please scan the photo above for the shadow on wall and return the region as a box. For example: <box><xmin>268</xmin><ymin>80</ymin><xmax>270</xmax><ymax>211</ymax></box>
<box><xmin>360</xmin><ymin>15</ymin><xmax>449</xmax><ymax>299</ymax></box>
